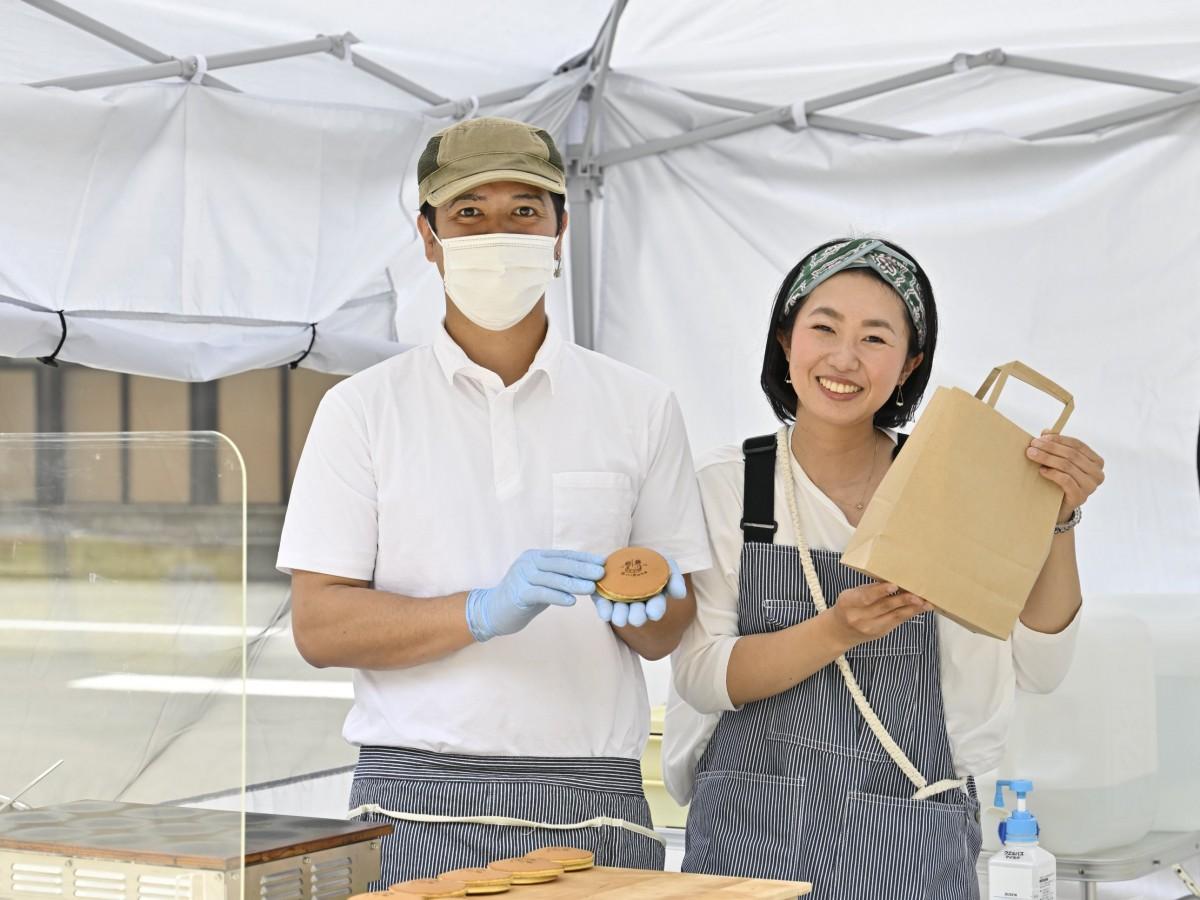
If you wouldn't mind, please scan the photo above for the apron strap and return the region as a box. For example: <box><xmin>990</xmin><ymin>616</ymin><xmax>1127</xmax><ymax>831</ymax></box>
<box><xmin>773</xmin><ymin>427</ymin><xmax>966</xmax><ymax>803</ymax></box>
<box><xmin>741</xmin><ymin>435</ymin><xmax>778</xmax><ymax>544</ymax></box>
<box><xmin>347</xmin><ymin>803</ymin><xmax>667</xmax><ymax>846</ymax></box>
<box><xmin>742</xmin><ymin>431</ymin><xmax>903</xmax><ymax>546</ymax></box>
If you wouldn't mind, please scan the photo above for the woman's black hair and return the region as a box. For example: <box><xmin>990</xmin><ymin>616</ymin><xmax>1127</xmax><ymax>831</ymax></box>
<box><xmin>760</xmin><ymin>237</ymin><xmax>939</xmax><ymax>429</ymax></box>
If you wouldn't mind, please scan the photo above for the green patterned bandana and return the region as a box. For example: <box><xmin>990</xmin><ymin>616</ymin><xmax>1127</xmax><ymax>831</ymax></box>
<box><xmin>780</xmin><ymin>238</ymin><xmax>927</xmax><ymax>348</ymax></box>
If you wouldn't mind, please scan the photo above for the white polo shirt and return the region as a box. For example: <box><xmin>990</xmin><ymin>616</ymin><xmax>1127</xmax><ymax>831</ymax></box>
<box><xmin>278</xmin><ymin>323</ymin><xmax>710</xmax><ymax>760</ymax></box>
<box><xmin>664</xmin><ymin>433</ymin><xmax>1080</xmax><ymax>800</ymax></box>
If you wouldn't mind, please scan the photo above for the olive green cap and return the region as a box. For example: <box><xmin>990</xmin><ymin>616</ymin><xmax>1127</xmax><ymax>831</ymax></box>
<box><xmin>417</xmin><ymin>116</ymin><xmax>566</xmax><ymax>207</ymax></box>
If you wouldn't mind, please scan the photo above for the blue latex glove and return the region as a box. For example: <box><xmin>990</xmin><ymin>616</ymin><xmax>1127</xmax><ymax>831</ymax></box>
<box><xmin>466</xmin><ymin>549</ymin><xmax>605</xmax><ymax>642</ymax></box>
<box><xmin>592</xmin><ymin>555</ymin><xmax>686</xmax><ymax>628</ymax></box>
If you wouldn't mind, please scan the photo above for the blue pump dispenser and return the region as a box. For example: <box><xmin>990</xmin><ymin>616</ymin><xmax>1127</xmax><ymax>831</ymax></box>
<box><xmin>995</xmin><ymin>779</ymin><xmax>1040</xmax><ymax>845</ymax></box>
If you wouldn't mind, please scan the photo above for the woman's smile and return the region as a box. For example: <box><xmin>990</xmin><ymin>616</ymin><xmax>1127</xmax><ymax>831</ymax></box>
<box><xmin>816</xmin><ymin>375</ymin><xmax>865</xmax><ymax>399</ymax></box>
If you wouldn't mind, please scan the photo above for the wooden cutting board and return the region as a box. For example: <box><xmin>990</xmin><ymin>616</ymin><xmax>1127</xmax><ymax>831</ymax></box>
<box><xmin>502</xmin><ymin>865</ymin><xmax>811</xmax><ymax>898</ymax></box>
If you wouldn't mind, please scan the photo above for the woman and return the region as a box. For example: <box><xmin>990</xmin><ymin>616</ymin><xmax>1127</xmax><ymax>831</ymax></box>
<box><xmin>667</xmin><ymin>238</ymin><xmax>1104</xmax><ymax>899</ymax></box>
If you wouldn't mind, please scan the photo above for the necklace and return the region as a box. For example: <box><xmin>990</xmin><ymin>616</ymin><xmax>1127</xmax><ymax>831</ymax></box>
<box><xmin>854</xmin><ymin>432</ymin><xmax>881</xmax><ymax>511</ymax></box>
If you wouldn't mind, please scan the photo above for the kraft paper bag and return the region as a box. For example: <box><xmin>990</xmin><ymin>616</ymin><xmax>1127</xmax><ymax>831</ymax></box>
<box><xmin>841</xmin><ymin>361</ymin><xmax>1073</xmax><ymax>639</ymax></box>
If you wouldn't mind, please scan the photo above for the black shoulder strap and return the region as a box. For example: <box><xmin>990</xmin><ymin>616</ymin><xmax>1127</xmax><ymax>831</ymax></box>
<box><xmin>893</xmin><ymin>431</ymin><xmax>909</xmax><ymax>459</ymax></box>
<box><xmin>741</xmin><ymin>434</ymin><xmax>778</xmax><ymax>544</ymax></box>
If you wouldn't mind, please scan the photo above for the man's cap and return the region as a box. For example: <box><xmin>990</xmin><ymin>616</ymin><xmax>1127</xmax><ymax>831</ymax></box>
<box><xmin>418</xmin><ymin>116</ymin><xmax>566</xmax><ymax>208</ymax></box>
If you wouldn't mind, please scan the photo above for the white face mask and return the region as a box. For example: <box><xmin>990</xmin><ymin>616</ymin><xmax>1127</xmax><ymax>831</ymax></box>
<box><xmin>432</xmin><ymin>231</ymin><xmax>559</xmax><ymax>331</ymax></box>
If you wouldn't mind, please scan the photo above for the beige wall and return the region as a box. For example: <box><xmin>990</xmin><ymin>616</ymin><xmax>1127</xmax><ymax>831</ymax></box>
<box><xmin>0</xmin><ymin>370</ymin><xmax>37</xmax><ymax>502</ymax></box>
<box><xmin>127</xmin><ymin>376</ymin><xmax>191</xmax><ymax>504</ymax></box>
<box><xmin>63</xmin><ymin>369</ymin><xmax>123</xmax><ymax>502</ymax></box>
<box><xmin>218</xmin><ymin>369</ymin><xmax>282</xmax><ymax>505</ymax></box>
<box><xmin>288</xmin><ymin>368</ymin><xmax>343</xmax><ymax>486</ymax></box>
<box><xmin>1</xmin><ymin>364</ymin><xmax>343</xmax><ymax>507</ymax></box>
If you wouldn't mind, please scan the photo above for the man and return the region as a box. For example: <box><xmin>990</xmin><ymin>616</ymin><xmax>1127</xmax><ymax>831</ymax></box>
<box><xmin>278</xmin><ymin>116</ymin><xmax>709</xmax><ymax>886</ymax></box>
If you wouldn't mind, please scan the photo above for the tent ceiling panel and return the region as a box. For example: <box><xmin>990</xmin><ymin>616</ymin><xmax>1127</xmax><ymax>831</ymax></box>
<box><xmin>611</xmin><ymin>1</ymin><xmax>1200</xmax><ymax>102</ymax></box>
<box><xmin>2</xmin><ymin>0</ymin><xmax>142</xmax><ymax>83</ymax></box>
<box><xmin>828</xmin><ymin>63</ymin><xmax>1190</xmax><ymax>137</ymax></box>
<box><xmin>2</xmin><ymin>0</ymin><xmax>1198</xmax><ymax>379</ymax></box>
<box><xmin>3</xmin><ymin>0</ymin><xmax>611</xmax><ymax>109</ymax></box>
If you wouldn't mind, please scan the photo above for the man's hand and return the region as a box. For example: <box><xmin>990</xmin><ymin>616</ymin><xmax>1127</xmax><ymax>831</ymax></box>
<box><xmin>466</xmin><ymin>549</ymin><xmax>605</xmax><ymax>642</ymax></box>
<box><xmin>592</xmin><ymin>555</ymin><xmax>686</xmax><ymax>628</ymax></box>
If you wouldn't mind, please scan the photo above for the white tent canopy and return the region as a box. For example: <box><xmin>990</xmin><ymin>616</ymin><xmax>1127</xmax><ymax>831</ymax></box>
<box><xmin>1</xmin><ymin>6</ymin><xmax>1197</xmax><ymax>609</ymax></box>
<box><xmin>3</xmin><ymin>0</ymin><xmax>1199</xmax><ymax>376</ymax></box>
<box><xmin>1</xmin><ymin>0</ymin><xmax>1196</xmax><ymax>634</ymax></box>
<box><xmin>0</xmin><ymin>0</ymin><xmax>1196</xmax><ymax>596</ymax></box>
<box><xmin>3</xmin><ymin>0</ymin><xmax>1200</xmax><ymax>838</ymax></box>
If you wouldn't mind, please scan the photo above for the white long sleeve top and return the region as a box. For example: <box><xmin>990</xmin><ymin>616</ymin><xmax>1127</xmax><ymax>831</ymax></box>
<box><xmin>664</xmin><ymin>431</ymin><xmax>1080</xmax><ymax>802</ymax></box>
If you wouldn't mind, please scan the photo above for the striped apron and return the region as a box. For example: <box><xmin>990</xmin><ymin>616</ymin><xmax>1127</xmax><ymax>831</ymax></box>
<box><xmin>349</xmin><ymin>746</ymin><xmax>664</xmax><ymax>888</ymax></box>
<box><xmin>682</xmin><ymin>437</ymin><xmax>981</xmax><ymax>899</ymax></box>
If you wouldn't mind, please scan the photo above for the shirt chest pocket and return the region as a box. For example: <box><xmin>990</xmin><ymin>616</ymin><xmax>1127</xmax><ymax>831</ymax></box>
<box><xmin>552</xmin><ymin>471</ymin><xmax>636</xmax><ymax>555</ymax></box>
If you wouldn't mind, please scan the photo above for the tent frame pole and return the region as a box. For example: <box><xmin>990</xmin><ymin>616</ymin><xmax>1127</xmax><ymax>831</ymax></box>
<box><xmin>593</xmin><ymin>49</ymin><xmax>1001</xmax><ymax>166</ymax></box>
<box><xmin>348</xmin><ymin>52</ymin><xmax>449</xmax><ymax>105</ymax></box>
<box><xmin>21</xmin><ymin>0</ymin><xmax>238</xmax><ymax>90</ymax></box>
<box><xmin>422</xmin><ymin>82</ymin><xmax>549</xmax><ymax>119</ymax></box>
<box><xmin>579</xmin><ymin>0</ymin><xmax>628</xmax><ymax>172</ymax></box>
<box><xmin>565</xmin><ymin>174</ymin><xmax>598</xmax><ymax>350</ymax></box>
<box><xmin>23</xmin><ymin>0</ymin><xmax>537</xmax><ymax>114</ymax></box>
<box><xmin>676</xmin><ymin>90</ymin><xmax>926</xmax><ymax>139</ymax></box>
<box><xmin>806</xmin><ymin>49</ymin><xmax>1001</xmax><ymax>113</ymax></box>
<box><xmin>565</xmin><ymin>0</ymin><xmax>628</xmax><ymax>349</ymax></box>
<box><xmin>1027</xmin><ymin>86</ymin><xmax>1200</xmax><ymax>139</ymax></box>
<box><xmin>594</xmin><ymin>47</ymin><xmax>1200</xmax><ymax>166</ymax></box>
<box><xmin>29</xmin><ymin>33</ymin><xmax>357</xmax><ymax>91</ymax></box>
<box><xmin>1000</xmin><ymin>54</ymin><xmax>1197</xmax><ymax>94</ymax></box>
<box><xmin>24</xmin><ymin>0</ymin><xmax>453</xmax><ymax>108</ymax></box>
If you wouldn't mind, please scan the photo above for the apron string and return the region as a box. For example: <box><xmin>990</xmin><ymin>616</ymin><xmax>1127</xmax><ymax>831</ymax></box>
<box><xmin>347</xmin><ymin>803</ymin><xmax>667</xmax><ymax>846</ymax></box>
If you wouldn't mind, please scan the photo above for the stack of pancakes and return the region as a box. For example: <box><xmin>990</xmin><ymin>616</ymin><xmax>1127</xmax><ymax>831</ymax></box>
<box><xmin>354</xmin><ymin>845</ymin><xmax>596</xmax><ymax>898</ymax></box>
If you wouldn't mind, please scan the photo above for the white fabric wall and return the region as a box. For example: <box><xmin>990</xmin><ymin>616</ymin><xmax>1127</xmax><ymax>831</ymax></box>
<box><xmin>0</xmin><ymin>70</ymin><xmax>586</xmax><ymax>378</ymax></box>
<box><xmin>0</xmin><ymin>82</ymin><xmax>418</xmax><ymax>377</ymax></box>
<box><xmin>596</xmin><ymin>74</ymin><xmax>1200</xmax><ymax>597</ymax></box>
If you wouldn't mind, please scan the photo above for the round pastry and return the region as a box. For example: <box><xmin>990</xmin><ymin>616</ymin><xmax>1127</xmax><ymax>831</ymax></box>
<box><xmin>388</xmin><ymin>879</ymin><xmax>468</xmax><ymax>898</ymax></box>
<box><xmin>595</xmin><ymin>547</ymin><xmax>670</xmax><ymax>603</ymax></box>
<box><xmin>486</xmin><ymin>857</ymin><xmax>564</xmax><ymax>884</ymax></box>
<box><xmin>437</xmin><ymin>867</ymin><xmax>512</xmax><ymax>894</ymax></box>
<box><xmin>525</xmin><ymin>845</ymin><xmax>595</xmax><ymax>871</ymax></box>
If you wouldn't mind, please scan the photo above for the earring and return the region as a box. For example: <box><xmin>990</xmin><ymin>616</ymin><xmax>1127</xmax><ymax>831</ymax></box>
<box><xmin>785</xmin><ymin>372</ymin><xmax>792</xmax><ymax>385</ymax></box>
<box><xmin>894</xmin><ymin>384</ymin><xmax>905</xmax><ymax>407</ymax></box>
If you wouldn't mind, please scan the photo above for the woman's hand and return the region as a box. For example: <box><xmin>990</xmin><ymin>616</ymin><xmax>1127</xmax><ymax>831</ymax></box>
<box><xmin>824</xmin><ymin>582</ymin><xmax>931</xmax><ymax>650</ymax></box>
<box><xmin>1026</xmin><ymin>432</ymin><xmax>1105</xmax><ymax>523</ymax></box>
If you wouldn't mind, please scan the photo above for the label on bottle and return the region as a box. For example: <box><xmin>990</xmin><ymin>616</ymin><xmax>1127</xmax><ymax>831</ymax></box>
<box><xmin>990</xmin><ymin>850</ymin><xmax>1056</xmax><ymax>900</ymax></box>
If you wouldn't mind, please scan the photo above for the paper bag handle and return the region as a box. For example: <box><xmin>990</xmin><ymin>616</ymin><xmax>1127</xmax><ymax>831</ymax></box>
<box><xmin>975</xmin><ymin>361</ymin><xmax>1074</xmax><ymax>434</ymax></box>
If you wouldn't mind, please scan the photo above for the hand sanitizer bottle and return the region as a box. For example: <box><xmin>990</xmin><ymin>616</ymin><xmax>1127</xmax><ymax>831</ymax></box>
<box><xmin>989</xmin><ymin>779</ymin><xmax>1056</xmax><ymax>900</ymax></box>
